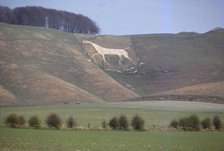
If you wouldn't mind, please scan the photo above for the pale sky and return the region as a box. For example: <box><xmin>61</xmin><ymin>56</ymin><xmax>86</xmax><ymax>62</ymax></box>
<box><xmin>0</xmin><ymin>0</ymin><xmax>224</xmax><ymax>35</ymax></box>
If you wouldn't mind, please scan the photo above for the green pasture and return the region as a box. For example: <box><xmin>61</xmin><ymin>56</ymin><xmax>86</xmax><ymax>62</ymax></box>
<box><xmin>1</xmin><ymin>101</ymin><xmax>224</xmax><ymax>129</ymax></box>
<box><xmin>0</xmin><ymin>128</ymin><xmax>224</xmax><ymax>151</ymax></box>
<box><xmin>0</xmin><ymin>101</ymin><xmax>224</xmax><ymax>151</ymax></box>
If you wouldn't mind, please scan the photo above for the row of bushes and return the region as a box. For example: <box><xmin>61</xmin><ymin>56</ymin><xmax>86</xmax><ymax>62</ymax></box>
<box><xmin>5</xmin><ymin>113</ymin><xmax>77</xmax><ymax>129</ymax></box>
<box><xmin>170</xmin><ymin>115</ymin><xmax>222</xmax><ymax>131</ymax></box>
<box><xmin>5</xmin><ymin>113</ymin><xmax>222</xmax><ymax>131</ymax></box>
<box><xmin>5</xmin><ymin>113</ymin><xmax>144</xmax><ymax>130</ymax></box>
<box><xmin>107</xmin><ymin>114</ymin><xmax>145</xmax><ymax>130</ymax></box>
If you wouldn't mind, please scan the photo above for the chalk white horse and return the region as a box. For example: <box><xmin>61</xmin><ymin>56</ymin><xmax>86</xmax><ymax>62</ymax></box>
<box><xmin>83</xmin><ymin>40</ymin><xmax>132</xmax><ymax>64</ymax></box>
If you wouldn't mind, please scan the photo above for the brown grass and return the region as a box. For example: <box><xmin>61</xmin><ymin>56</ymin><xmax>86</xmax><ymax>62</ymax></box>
<box><xmin>0</xmin><ymin>85</ymin><xmax>16</xmax><ymax>106</ymax></box>
<box><xmin>152</xmin><ymin>82</ymin><xmax>224</xmax><ymax>97</ymax></box>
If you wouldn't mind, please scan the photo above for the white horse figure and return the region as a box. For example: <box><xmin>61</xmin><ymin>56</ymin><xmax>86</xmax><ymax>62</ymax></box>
<box><xmin>83</xmin><ymin>40</ymin><xmax>132</xmax><ymax>64</ymax></box>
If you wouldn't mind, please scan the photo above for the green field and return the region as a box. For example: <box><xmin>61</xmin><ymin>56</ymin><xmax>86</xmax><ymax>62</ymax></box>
<box><xmin>0</xmin><ymin>101</ymin><xmax>224</xmax><ymax>151</ymax></box>
<box><xmin>0</xmin><ymin>128</ymin><xmax>224</xmax><ymax>151</ymax></box>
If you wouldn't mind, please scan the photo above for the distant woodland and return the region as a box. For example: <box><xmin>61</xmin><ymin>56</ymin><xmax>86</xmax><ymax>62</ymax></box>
<box><xmin>0</xmin><ymin>6</ymin><xmax>100</xmax><ymax>34</ymax></box>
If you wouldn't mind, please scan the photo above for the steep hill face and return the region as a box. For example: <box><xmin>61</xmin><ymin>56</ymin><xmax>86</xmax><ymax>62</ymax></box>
<box><xmin>106</xmin><ymin>28</ymin><xmax>224</xmax><ymax>100</ymax></box>
<box><xmin>1</xmin><ymin>23</ymin><xmax>224</xmax><ymax>105</ymax></box>
<box><xmin>0</xmin><ymin>23</ymin><xmax>137</xmax><ymax>105</ymax></box>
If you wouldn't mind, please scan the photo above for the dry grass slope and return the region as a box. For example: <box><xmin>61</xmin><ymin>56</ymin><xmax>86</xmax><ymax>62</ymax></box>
<box><xmin>0</xmin><ymin>23</ymin><xmax>137</xmax><ymax>105</ymax></box>
<box><xmin>152</xmin><ymin>82</ymin><xmax>224</xmax><ymax>97</ymax></box>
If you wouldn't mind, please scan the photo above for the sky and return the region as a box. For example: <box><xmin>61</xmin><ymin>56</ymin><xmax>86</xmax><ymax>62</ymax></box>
<box><xmin>0</xmin><ymin>0</ymin><xmax>224</xmax><ymax>35</ymax></box>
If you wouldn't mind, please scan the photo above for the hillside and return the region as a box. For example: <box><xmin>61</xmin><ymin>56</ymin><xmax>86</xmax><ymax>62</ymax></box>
<box><xmin>0</xmin><ymin>23</ymin><xmax>137</xmax><ymax>105</ymax></box>
<box><xmin>105</xmin><ymin>29</ymin><xmax>224</xmax><ymax>100</ymax></box>
<box><xmin>0</xmin><ymin>23</ymin><xmax>224</xmax><ymax>105</ymax></box>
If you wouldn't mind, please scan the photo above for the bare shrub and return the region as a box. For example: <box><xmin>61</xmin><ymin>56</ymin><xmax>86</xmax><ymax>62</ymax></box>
<box><xmin>101</xmin><ymin>120</ymin><xmax>108</xmax><ymax>129</ymax></box>
<box><xmin>119</xmin><ymin>115</ymin><xmax>129</xmax><ymax>130</ymax></box>
<box><xmin>170</xmin><ymin>119</ymin><xmax>179</xmax><ymax>129</ymax></box>
<box><xmin>109</xmin><ymin>117</ymin><xmax>119</xmax><ymax>129</ymax></box>
<box><xmin>18</xmin><ymin>115</ymin><xmax>26</xmax><ymax>128</ymax></box>
<box><xmin>213</xmin><ymin>115</ymin><xmax>222</xmax><ymax>130</ymax></box>
<box><xmin>66</xmin><ymin>116</ymin><xmax>77</xmax><ymax>128</ymax></box>
<box><xmin>131</xmin><ymin>114</ymin><xmax>145</xmax><ymax>130</ymax></box>
<box><xmin>5</xmin><ymin>113</ymin><xmax>25</xmax><ymax>128</ymax></box>
<box><xmin>201</xmin><ymin>117</ymin><xmax>211</xmax><ymax>129</ymax></box>
<box><xmin>46</xmin><ymin>113</ymin><xmax>62</xmax><ymax>129</ymax></box>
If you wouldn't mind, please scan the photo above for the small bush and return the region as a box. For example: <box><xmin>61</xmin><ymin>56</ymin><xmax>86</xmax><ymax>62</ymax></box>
<box><xmin>119</xmin><ymin>115</ymin><xmax>129</xmax><ymax>130</ymax></box>
<box><xmin>66</xmin><ymin>116</ymin><xmax>77</xmax><ymax>128</ymax></box>
<box><xmin>101</xmin><ymin>120</ymin><xmax>108</xmax><ymax>129</ymax></box>
<box><xmin>131</xmin><ymin>114</ymin><xmax>145</xmax><ymax>130</ymax></box>
<box><xmin>46</xmin><ymin>113</ymin><xmax>62</xmax><ymax>129</ymax></box>
<box><xmin>179</xmin><ymin>115</ymin><xmax>200</xmax><ymax>131</ymax></box>
<box><xmin>18</xmin><ymin>115</ymin><xmax>26</xmax><ymax>128</ymax></box>
<box><xmin>213</xmin><ymin>115</ymin><xmax>222</xmax><ymax>130</ymax></box>
<box><xmin>5</xmin><ymin>113</ymin><xmax>19</xmax><ymax>128</ymax></box>
<box><xmin>201</xmin><ymin>117</ymin><xmax>211</xmax><ymax>129</ymax></box>
<box><xmin>170</xmin><ymin>119</ymin><xmax>179</xmax><ymax>129</ymax></box>
<box><xmin>5</xmin><ymin>113</ymin><xmax>25</xmax><ymax>128</ymax></box>
<box><xmin>29</xmin><ymin>116</ymin><xmax>41</xmax><ymax>129</ymax></box>
<box><xmin>109</xmin><ymin>117</ymin><xmax>119</xmax><ymax>129</ymax></box>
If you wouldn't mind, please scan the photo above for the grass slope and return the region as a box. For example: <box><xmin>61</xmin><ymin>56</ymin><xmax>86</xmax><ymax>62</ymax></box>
<box><xmin>1</xmin><ymin>23</ymin><xmax>224</xmax><ymax>105</ymax></box>
<box><xmin>0</xmin><ymin>23</ymin><xmax>137</xmax><ymax>105</ymax></box>
<box><xmin>152</xmin><ymin>82</ymin><xmax>224</xmax><ymax>97</ymax></box>
<box><xmin>107</xmin><ymin>29</ymin><xmax>224</xmax><ymax>101</ymax></box>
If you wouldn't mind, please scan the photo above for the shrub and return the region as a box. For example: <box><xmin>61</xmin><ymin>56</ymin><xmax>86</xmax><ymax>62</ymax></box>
<box><xmin>131</xmin><ymin>114</ymin><xmax>145</xmax><ymax>130</ymax></box>
<box><xmin>5</xmin><ymin>113</ymin><xmax>25</xmax><ymax>128</ymax></box>
<box><xmin>5</xmin><ymin>113</ymin><xmax>19</xmax><ymax>128</ymax></box>
<box><xmin>109</xmin><ymin>117</ymin><xmax>119</xmax><ymax>129</ymax></box>
<box><xmin>213</xmin><ymin>115</ymin><xmax>222</xmax><ymax>130</ymax></box>
<box><xmin>101</xmin><ymin>120</ymin><xmax>108</xmax><ymax>129</ymax></box>
<box><xmin>66</xmin><ymin>116</ymin><xmax>77</xmax><ymax>128</ymax></box>
<box><xmin>201</xmin><ymin>117</ymin><xmax>211</xmax><ymax>129</ymax></box>
<box><xmin>18</xmin><ymin>115</ymin><xmax>26</xmax><ymax>128</ymax></box>
<box><xmin>170</xmin><ymin>119</ymin><xmax>179</xmax><ymax>129</ymax></box>
<box><xmin>29</xmin><ymin>116</ymin><xmax>41</xmax><ymax>129</ymax></box>
<box><xmin>179</xmin><ymin>115</ymin><xmax>200</xmax><ymax>131</ymax></box>
<box><xmin>46</xmin><ymin>113</ymin><xmax>62</xmax><ymax>129</ymax></box>
<box><xmin>118</xmin><ymin>115</ymin><xmax>129</xmax><ymax>130</ymax></box>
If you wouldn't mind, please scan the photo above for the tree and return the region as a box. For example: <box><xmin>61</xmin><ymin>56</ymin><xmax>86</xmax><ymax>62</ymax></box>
<box><xmin>5</xmin><ymin>113</ymin><xmax>25</xmax><ymax>128</ymax></box>
<box><xmin>5</xmin><ymin>113</ymin><xmax>19</xmax><ymax>128</ymax></box>
<box><xmin>170</xmin><ymin>119</ymin><xmax>179</xmax><ymax>129</ymax></box>
<box><xmin>201</xmin><ymin>117</ymin><xmax>211</xmax><ymax>129</ymax></box>
<box><xmin>131</xmin><ymin>115</ymin><xmax>145</xmax><ymax>130</ymax></box>
<box><xmin>66</xmin><ymin>116</ymin><xmax>77</xmax><ymax>128</ymax></box>
<box><xmin>0</xmin><ymin>5</ymin><xmax>100</xmax><ymax>34</ymax></box>
<box><xmin>46</xmin><ymin>113</ymin><xmax>62</xmax><ymax>129</ymax></box>
<box><xmin>213</xmin><ymin>115</ymin><xmax>222</xmax><ymax>130</ymax></box>
<box><xmin>179</xmin><ymin>115</ymin><xmax>200</xmax><ymax>131</ymax></box>
<box><xmin>118</xmin><ymin>115</ymin><xmax>129</xmax><ymax>130</ymax></box>
<box><xmin>29</xmin><ymin>116</ymin><xmax>41</xmax><ymax>129</ymax></box>
<box><xmin>18</xmin><ymin>115</ymin><xmax>26</xmax><ymax>128</ymax></box>
<box><xmin>101</xmin><ymin>120</ymin><xmax>108</xmax><ymax>129</ymax></box>
<box><xmin>109</xmin><ymin>117</ymin><xmax>119</xmax><ymax>129</ymax></box>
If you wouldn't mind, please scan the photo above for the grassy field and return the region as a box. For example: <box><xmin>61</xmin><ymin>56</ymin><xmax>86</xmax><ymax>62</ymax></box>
<box><xmin>1</xmin><ymin>101</ymin><xmax>224</xmax><ymax>129</ymax></box>
<box><xmin>0</xmin><ymin>101</ymin><xmax>224</xmax><ymax>151</ymax></box>
<box><xmin>0</xmin><ymin>128</ymin><xmax>224</xmax><ymax>151</ymax></box>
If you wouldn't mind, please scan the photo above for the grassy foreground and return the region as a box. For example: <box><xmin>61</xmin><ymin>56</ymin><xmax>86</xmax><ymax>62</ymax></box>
<box><xmin>0</xmin><ymin>127</ymin><xmax>224</xmax><ymax>151</ymax></box>
<box><xmin>0</xmin><ymin>101</ymin><xmax>224</xmax><ymax>151</ymax></box>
